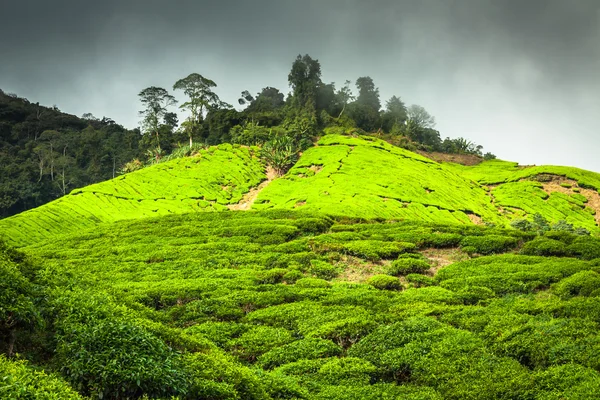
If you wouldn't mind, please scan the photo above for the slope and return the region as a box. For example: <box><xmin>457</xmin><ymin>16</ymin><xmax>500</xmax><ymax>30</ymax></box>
<box><xmin>447</xmin><ymin>159</ymin><xmax>600</xmax><ymax>231</ymax></box>
<box><xmin>252</xmin><ymin>134</ymin><xmax>503</xmax><ymax>224</ymax></box>
<box><xmin>0</xmin><ymin>144</ymin><xmax>266</xmax><ymax>246</ymax></box>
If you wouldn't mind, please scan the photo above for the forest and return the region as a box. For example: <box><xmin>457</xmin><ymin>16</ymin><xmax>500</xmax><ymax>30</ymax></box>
<box><xmin>0</xmin><ymin>54</ymin><xmax>492</xmax><ymax>218</ymax></box>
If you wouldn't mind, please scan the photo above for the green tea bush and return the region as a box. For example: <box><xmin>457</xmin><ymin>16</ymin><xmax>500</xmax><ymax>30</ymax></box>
<box><xmin>460</xmin><ymin>235</ymin><xmax>518</xmax><ymax>255</ymax></box>
<box><xmin>552</xmin><ymin>271</ymin><xmax>600</xmax><ymax>298</ymax></box>
<box><xmin>457</xmin><ymin>286</ymin><xmax>496</xmax><ymax>305</ymax></box>
<box><xmin>309</xmin><ymin>260</ymin><xmax>341</xmax><ymax>280</ymax></box>
<box><xmin>367</xmin><ymin>275</ymin><xmax>403</xmax><ymax>290</ymax></box>
<box><xmin>185</xmin><ymin>322</ymin><xmax>249</xmax><ymax>348</ymax></box>
<box><xmin>388</xmin><ymin>257</ymin><xmax>431</xmax><ymax>276</ymax></box>
<box><xmin>567</xmin><ymin>236</ymin><xmax>600</xmax><ymax>260</ymax></box>
<box><xmin>295</xmin><ymin>278</ymin><xmax>331</xmax><ymax>288</ymax></box>
<box><xmin>57</xmin><ymin>320</ymin><xmax>186</xmax><ymax>399</ymax></box>
<box><xmin>256</xmin><ymin>268</ymin><xmax>289</xmax><ymax>284</ymax></box>
<box><xmin>316</xmin><ymin>357</ymin><xmax>377</xmax><ymax>386</ymax></box>
<box><xmin>533</xmin><ymin>363</ymin><xmax>600</xmax><ymax>400</ymax></box>
<box><xmin>257</xmin><ymin>338</ymin><xmax>342</xmax><ymax>369</ymax></box>
<box><xmin>313</xmin><ymin>384</ymin><xmax>442</xmax><ymax>400</ymax></box>
<box><xmin>544</xmin><ymin>230</ymin><xmax>577</xmax><ymax>244</ymax></box>
<box><xmin>342</xmin><ymin>240</ymin><xmax>415</xmax><ymax>261</ymax></box>
<box><xmin>306</xmin><ymin>317</ymin><xmax>377</xmax><ymax>348</ymax></box>
<box><xmin>228</xmin><ymin>325</ymin><xmax>294</xmax><ymax>362</ymax></box>
<box><xmin>0</xmin><ymin>355</ymin><xmax>82</xmax><ymax>399</ymax></box>
<box><xmin>348</xmin><ymin>317</ymin><xmax>444</xmax><ymax>365</ymax></box>
<box><xmin>520</xmin><ymin>238</ymin><xmax>570</xmax><ymax>257</ymax></box>
<box><xmin>406</xmin><ymin>274</ymin><xmax>435</xmax><ymax>287</ymax></box>
<box><xmin>182</xmin><ymin>351</ymin><xmax>269</xmax><ymax>399</ymax></box>
<box><xmin>283</xmin><ymin>269</ymin><xmax>304</xmax><ymax>284</ymax></box>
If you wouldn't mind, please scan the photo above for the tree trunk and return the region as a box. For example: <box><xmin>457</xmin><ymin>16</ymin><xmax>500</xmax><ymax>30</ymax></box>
<box><xmin>7</xmin><ymin>328</ymin><xmax>16</xmax><ymax>358</ymax></box>
<box><xmin>338</xmin><ymin>103</ymin><xmax>346</xmax><ymax>119</ymax></box>
<box><xmin>189</xmin><ymin>135</ymin><xmax>193</xmax><ymax>148</ymax></box>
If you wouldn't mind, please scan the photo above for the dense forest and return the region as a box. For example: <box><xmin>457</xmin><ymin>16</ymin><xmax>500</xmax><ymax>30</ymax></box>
<box><xmin>0</xmin><ymin>54</ymin><xmax>493</xmax><ymax>218</ymax></box>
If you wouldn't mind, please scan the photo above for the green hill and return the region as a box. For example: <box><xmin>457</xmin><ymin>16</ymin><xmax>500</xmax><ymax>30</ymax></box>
<box><xmin>0</xmin><ymin>143</ymin><xmax>265</xmax><ymax>246</ymax></box>
<box><xmin>2</xmin><ymin>134</ymin><xmax>600</xmax><ymax>247</ymax></box>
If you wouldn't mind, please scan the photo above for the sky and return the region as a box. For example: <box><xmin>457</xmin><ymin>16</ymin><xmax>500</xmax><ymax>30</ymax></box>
<box><xmin>1</xmin><ymin>0</ymin><xmax>599</xmax><ymax>171</ymax></box>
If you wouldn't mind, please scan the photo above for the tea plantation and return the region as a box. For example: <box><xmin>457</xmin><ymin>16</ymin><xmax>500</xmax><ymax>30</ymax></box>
<box><xmin>3</xmin><ymin>134</ymin><xmax>600</xmax><ymax>398</ymax></box>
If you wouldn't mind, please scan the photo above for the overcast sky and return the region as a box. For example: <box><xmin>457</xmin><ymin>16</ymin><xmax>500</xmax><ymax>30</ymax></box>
<box><xmin>1</xmin><ymin>0</ymin><xmax>599</xmax><ymax>171</ymax></box>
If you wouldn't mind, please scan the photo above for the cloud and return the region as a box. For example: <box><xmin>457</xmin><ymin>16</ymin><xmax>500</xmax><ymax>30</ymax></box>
<box><xmin>1</xmin><ymin>0</ymin><xmax>599</xmax><ymax>170</ymax></box>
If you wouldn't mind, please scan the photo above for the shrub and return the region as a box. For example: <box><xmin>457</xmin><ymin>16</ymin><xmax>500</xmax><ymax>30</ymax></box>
<box><xmin>511</xmin><ymin>219</ymin><xmax>535</xmax><ymax>232</ymax></box>
<box><xmin>306</xmin><ymin>317</ymin><xmax>377</xmax><ymax>348</ymax></box>
<box><xmin>388</xmin><ymin>258</ymin><xmax>430</xmax><ymax>276</ymax></box>
<box><xmin>295</xmin><ymin>278</ymin><xmax>331</xmax><ymax>288</ymax></box>
<box><xmin>57</xmin><ymin>320</ymin><xmax>186</xmax><ymax>399</ymax></box>
<box><xmin>520</xmin><ymin>238</ymin><xmax>570</xmax><ymax>257</ymax></box>
<box><xmin>316</xmin><ymin>357</ymin><xmax>377</xmax><ymax>386</ymax></box>
<box><xmin>457</xmin><ymin>286</ymin><xmax>496</xmax><ymax>305</ymax></box>
<box><xmin>309</xmin><ymin>260</ymin><xmax>341</xmax><ymax>280</ymax></box>
<box><xmin>256</xmin><ymin>268</ymin><xmax>289</xmax><ymax>284</ymax></box>
<box><xmin>182</xmin><ymin>351</ymin><xmax>269</xmax><ymax>399</ymax></box>
<box><xmin>257</xmin><ymin>338</ymin><xmax>342</xmax><ymax>369</ymax></box>
<box><xmin>567</xmin><ymin>236</ymin><xmax>600</xmax><ymax>260</ymax></box>
<box><xmin>460</xmin><ymin>235</ymin><xmax>518</xmax><ymax>255</ymax></box>
<box><xmin>0</xmin><ymin>355</ymin><xmax>82</xmax><ymax>399</ymax></box>
<box><xmin>283</xmin><ymin>270</ymin><xmax>304</xmax><ymax>284</ymax></box>
<box><xmin>341</xmin><ymin>240</ymin><xmax>415</xmax><ymax>261</ymax></box>
<box><xmin>552</xmin><ymin>271</ymin><xmax>600</xmax><ymax>298</ymax></box>
<box><xmin>406</xmin><ymin>274</ymin><xmax>435</xmax><ymax>287</ymax></box>
<box><xmin>544</xmin><ymin>230</ymin><xmax>577</xmax><ymax>244</ymax></box>
<box><xmin>228</xmin><ymin>325</ymin><xmax>294</xmax><ymax>362</ymax></box>
<box><xmin>367</xmin><ymin>275</ymin><xmax>402</xmax><ymax>291</ymax></box>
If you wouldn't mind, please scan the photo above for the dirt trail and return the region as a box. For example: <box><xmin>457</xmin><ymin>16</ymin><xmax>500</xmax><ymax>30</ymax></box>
<box><xmin>227</xmin><ymin>167</ymin><xmax>277</xmax><ymax>211</ymax></box>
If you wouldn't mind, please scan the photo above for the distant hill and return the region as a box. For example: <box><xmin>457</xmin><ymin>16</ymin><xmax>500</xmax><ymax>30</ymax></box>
<box><xmin>2</xmin><ymin>133</ymin><xmax>599</xmax><ymax>247</ymax></box>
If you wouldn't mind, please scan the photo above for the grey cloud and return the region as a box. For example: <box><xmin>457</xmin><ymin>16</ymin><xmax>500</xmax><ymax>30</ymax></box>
<box><xmin>1</xmin><ymin>0</ymin><xmax>599</xmax><ymax>170</ymax></box>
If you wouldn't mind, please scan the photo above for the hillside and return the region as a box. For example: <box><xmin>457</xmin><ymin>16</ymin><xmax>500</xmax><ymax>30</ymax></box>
<box><xmin>0</xmin><ymin>144</ymin><xmax>265</xmax><ymax>246</ymax></box>
<box><xmin>6</xmin><ymin>209</ymin><xmax>600</xmax><ymax>399</ymax></box>
<box><xmin>2</xmin><ymin>134</ymin><xmax>600</xmax><ymax>248</ymax></box>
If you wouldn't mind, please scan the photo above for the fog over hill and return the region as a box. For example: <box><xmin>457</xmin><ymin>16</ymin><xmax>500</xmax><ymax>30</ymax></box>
<box><xmin>1</xmin><ymin>0</ymin><xmax>599</xmax><ymax>171</ymax></box>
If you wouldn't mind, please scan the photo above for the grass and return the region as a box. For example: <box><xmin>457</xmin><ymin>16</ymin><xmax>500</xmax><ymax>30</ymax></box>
<box><xmin>0</xmin><ymin>144</ymin><xmax>266</xmax><ymax>246</ymax></box>
<box><xmin>7</xmin><ymin>209</ymin><xmax>600</xmax><ymax>398</ymax></box>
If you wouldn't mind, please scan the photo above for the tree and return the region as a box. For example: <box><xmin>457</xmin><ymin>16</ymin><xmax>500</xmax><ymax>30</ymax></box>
<box><xmin>288</xmin><ymin>54</ymin><xmax>322</xmax><ymax>111</ymax></box>
<box><xmin>138</xmin><ymin>86</ymin><xmax>177</xmax><ymax>148</ymax></box>
<box><xmin>382</xmin><ymin>96</ymin><xmax>407</xmax><ymax>133</ymax></box>
<box><xmin>334</xmin><ymin>80</ymin><xmax>354</xmax><ymax>119</ymax></box>
<box><xmin>355</xmin><ymin>77</ymin><xmax>381</xmax><ymax>112</ymax></box>
<box><xmin>173</xmin><ymin>73</ymin><xmax>220</xmax><ymax>147</ymax></box>
<box><xmin>406</xmin><ymin>105</ymin><xmax>436</xmax><ymax>130</ymax></box>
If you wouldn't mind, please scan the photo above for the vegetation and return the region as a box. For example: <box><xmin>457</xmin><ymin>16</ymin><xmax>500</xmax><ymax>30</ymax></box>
<box><xmin>1</xmin><ymin>207</ymin><xmax>600</xmax><ymax>398</ymax></box>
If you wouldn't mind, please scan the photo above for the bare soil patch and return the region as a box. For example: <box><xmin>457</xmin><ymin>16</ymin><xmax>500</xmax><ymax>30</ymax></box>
<box><xmin>417</xmin><ymin>151</ymin><xmax>483</xmax><ymax>166</ymax></box>
<box><xmin>227</xmin><ymin>166</ymin><xmax>277</xmax><ymax>211</ymax></box>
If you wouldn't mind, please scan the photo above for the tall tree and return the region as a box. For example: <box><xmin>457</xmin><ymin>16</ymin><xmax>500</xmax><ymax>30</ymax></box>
<box><xmin>406</xmin><ymin>104</ymin><xmax>436</xmax><ymax>129</ymax></box>
<box><xmin>334</xmin><ymin>80</ymin><xmax>354</xmax><ymax>118</ymax></box>
<box><xmin>355</xmin><ymin>77</ymin><xmax>381</xmax><ymax>112</ymax></box>
<box><xmin>382</xmin><ymin>96</ymin><xmax>407</xmax><ymax>133</ymax></box>
<box><xmin>173</xmin><ymin>73</ymin><xmax>220</xmax><ymax>146</ymax></box>
<box><xmin>138</xmin><ymin>87</ymin><xmax>177</xmax><ymax>148</ymax></box>
<box><xmin>288</xmin><ymin>54</ymin><xmax>322</xmax><ymax>111</ymax></box>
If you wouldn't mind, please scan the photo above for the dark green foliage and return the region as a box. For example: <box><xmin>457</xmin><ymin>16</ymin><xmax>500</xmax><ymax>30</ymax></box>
<box><xmin>521</xmin><ymin>238</ymin><xmax>570</xmax><ymax>257</ymax></box>
<box><xmin>309</xmin><ymin>260</ymin><xmax>341</xmax><ymax>280</ymax></box>
<box><xmin>567</xmin><ymin>236</ymin><xmax>600</xmax><ymax>260</ymax></box>
<box><xmin>460</xmin><ymin>235</ymin><xmax>518</xmax><ymax>255</ymax></box>
<box><xmin>257</xmin><ymin>338</ymin><xmax>342</xmax><ymax>369</ymax></box>
<box><xmin>57</xmin><ymin>320</ymin><xmax>186</xmax><ymax>399</ymax></box>
<box><xmin>388</xmin><ymin>255</ymin><xmax>431</xmax><ymax>276</ymax></box>
<box><xmin>0</xmin><ymin>355</ymin><xmax>82</xmax><ymax>399</ymax></box>
<box><xmin>552</xmin><ymin>271</ymin><xmax>600</xmax><ymax>298</ymax></box>
<box><xmin>342</xmin><ymin>240</ymin><xmax>416</xmax><ymax>261</ymax></box>
<box><xmin>229</xmin><ymin>325</ymin><xmax>294</xmax><ymax>362</ymax></box>
<box><xmin>367</xmin><ymin>275</ymin><xmax>402</xmax><ymax>291</ymax></box>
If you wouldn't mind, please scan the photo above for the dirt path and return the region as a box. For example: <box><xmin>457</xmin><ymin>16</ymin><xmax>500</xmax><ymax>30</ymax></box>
<box><xmin>227</xmin><ymin>167</ymin><xmax>277</xmax><ymax>211</ymax></box>
<box><xmin>539</xmin><ymin>178</ymin><xmax>600</xmax><ymax>226</ymax></box>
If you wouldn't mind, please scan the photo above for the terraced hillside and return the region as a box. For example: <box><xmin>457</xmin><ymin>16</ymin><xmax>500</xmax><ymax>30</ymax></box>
<box><xmin>447</xmin><ymin>159</ymin><xmax>600</xmax><ymax>231</ymax></box>
<box><xmin>0</xmin><ymin>144</ymin><xmax>266</xmax><ymax>246</ymax></box>
<box><xmin>253</xmin><ymin>135</ymin><xmax>502</xmax><ymax>224</ymax></box>
<box><xmin>254</xmin><ymin>135</ymin><xmax>600</xmax><ymax>232</ymax></box>
<box><xmin>8</xmin><ymin>210</ymin><xmax>600</xmax><ymax>399</ymax></box>
<box><xmin>3</xmin><ymin>134</ymin><xmax>600</xmax><ymax>248</ymax></box>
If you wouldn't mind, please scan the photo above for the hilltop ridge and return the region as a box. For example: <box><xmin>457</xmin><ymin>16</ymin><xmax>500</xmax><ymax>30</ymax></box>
<box><xmin>2</xmin><ymin>134</ymin><xmax>599</xmax><ymax>247</ymax></box>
